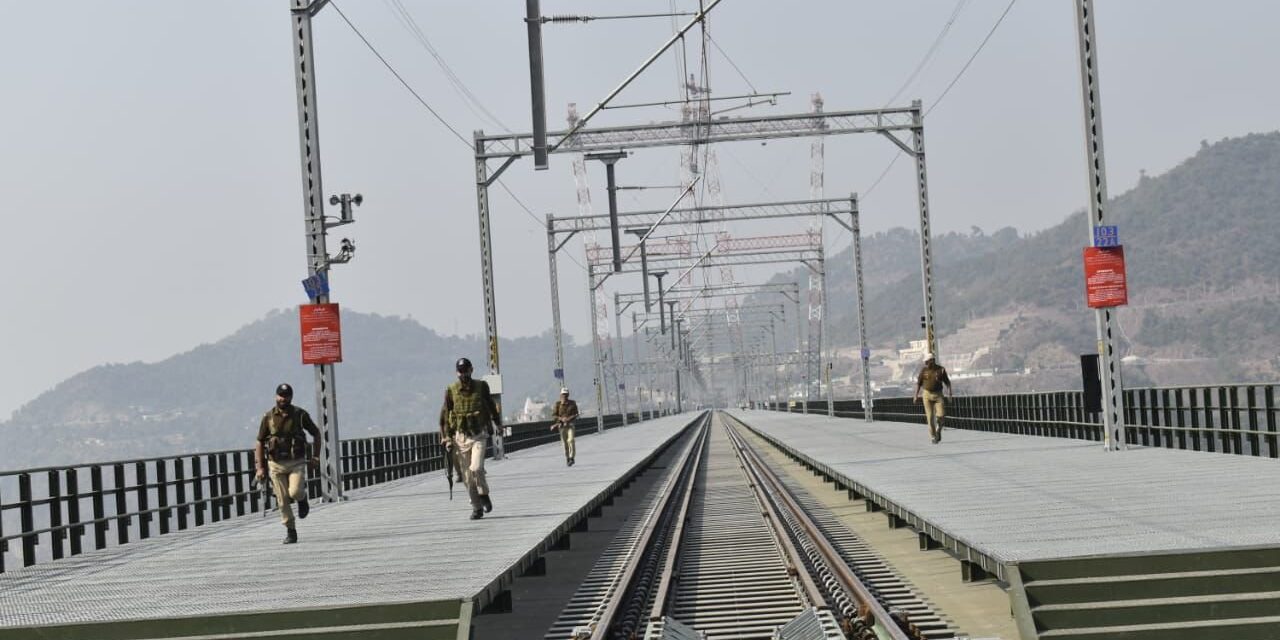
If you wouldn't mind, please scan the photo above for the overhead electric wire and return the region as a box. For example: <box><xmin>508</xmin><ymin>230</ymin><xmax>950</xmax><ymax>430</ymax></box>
<box><xmin>925</xmin><ymin>0</ymin><xmax>1018</xmax><ymax>117</ymax></box>
<box><xmin>883</xmin><ymin>0</ymin><xmax>971</xmax><ymax>108</ymax></box>
<box><xmin>330</xmin><ymin>1</ymin><xmax>587</xmax><ymax>272</ymax></box>
<box><xmin>860</xmin><ymin>0</ymin><xmax>1019</xmax><ymax>202</ymax></box>
<box><xmin>331</xmin><ymin>1</ymin><xmax>472</xmax><ymax>149</ymax></box>
<box><xmin>707</xmin><ymin>33</ymin><xmax>758</xmax><ymax>94</ymax></box>
<box><xmin>384</xmin><ymin>0</ymin><xmax>513</xmax><ymax>133</ymax></box>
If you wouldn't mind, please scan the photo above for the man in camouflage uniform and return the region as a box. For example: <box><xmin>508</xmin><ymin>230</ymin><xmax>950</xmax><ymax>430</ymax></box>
<box><xmin>913</xmin><ymin>354</ymin><xmax>953</xmax><ymax>444</ymax></box>
<box><xmin>255</xmin><ymin>383</ymin><xmax>321</xmax><ymax>544</ymax></box>
<box><xmin>551</xmin><ymin>387</ymin><xmax>579</xmax><ymax>466</ymax></box>
<box><xmin>440</xmin><ymin>357</ymin><xmax>502</xmax><ymax>520</ymax></box>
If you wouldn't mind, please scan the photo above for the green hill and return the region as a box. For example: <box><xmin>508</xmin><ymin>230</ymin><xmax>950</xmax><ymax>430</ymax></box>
<box><xmin>0</xmin><ymin>311</ymin><xmax>598</xmax><ymax>469</ymax></box>
<box><xmin>798</xmin><ymin>132</ymin><xmax>1280</xmax><ymax>370</ymax></box>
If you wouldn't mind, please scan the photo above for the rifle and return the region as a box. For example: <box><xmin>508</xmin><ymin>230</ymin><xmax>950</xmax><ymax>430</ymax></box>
<box><xmin>251</xmin><ymin>469</ymin><xmax>273</xmax><ymax>516</ymax></box>
<box><xmin>444</xmin><ymin>440</ymin><xmax>465</xmax><ymax>500</ymax></box>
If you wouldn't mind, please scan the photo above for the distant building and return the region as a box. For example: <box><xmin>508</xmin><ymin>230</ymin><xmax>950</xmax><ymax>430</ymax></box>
<box><xmin>516</xmin><ymin>397</ymin><xmax>550</xmax><ymax>423</ymax></box>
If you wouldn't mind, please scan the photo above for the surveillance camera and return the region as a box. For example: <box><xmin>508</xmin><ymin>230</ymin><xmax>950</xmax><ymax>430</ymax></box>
<box><xmin>329</xmin><ymin>195</ymin><xmax>340</xmax><ymax>205</ymax></box>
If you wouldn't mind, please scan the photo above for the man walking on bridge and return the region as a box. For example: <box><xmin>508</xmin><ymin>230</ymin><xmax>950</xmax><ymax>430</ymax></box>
<box><xmin>551</xmin><ymin>387</ymin><xmax>579</xmax><ymax>466</ymax></box>
<box><xmin>440</xmin><ymin>357</ymin><xmax>502</xmax><ymax>520</ymax></box>
<box><xmin>913</xmin><ymin>354</ymin><xmax>952</xmax><ymax>444</ymax></box>
<box><xmin>255</xmin><ymin>383</ymin><xmax>320</xmax><ymax>544</ymax></box>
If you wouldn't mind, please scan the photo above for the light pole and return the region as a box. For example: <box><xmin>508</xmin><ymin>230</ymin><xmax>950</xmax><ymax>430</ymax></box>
<box><xmin>289</xmin><ymin>0</ymin><xmax>362</xmax><ymax>503</ymax></box>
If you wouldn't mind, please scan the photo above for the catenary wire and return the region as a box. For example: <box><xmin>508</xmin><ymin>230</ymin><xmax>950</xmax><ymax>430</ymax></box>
<box><xmin>331</xmin><ymin>1</ymin><xmax>588</xmax><ymax>272</ymax></box>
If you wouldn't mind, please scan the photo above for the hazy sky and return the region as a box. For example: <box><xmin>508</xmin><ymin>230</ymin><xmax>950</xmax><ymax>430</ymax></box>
<box><xmin>1</xmin><ymin>1</ymin><xmax>1277</xmax><ymax>419</ymax></box>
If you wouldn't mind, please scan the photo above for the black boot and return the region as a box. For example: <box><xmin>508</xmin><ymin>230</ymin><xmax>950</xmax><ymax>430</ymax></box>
<box><xmin>470</xmin><ymin>508</ymin><xmax>484</xmax><ymax>520</ymax></box>
<box><xmin>283</xmin><ymin>528</ymin><xmax>298</xmax><ymax>544</ymax></box>
<box><xmin>481</xmin><ymin>494</ymin><xmax>493</xmax><ymax>513</ymax></box>
<box><xmin>297</xmin><ymin>498</ymin><xmax>310</xmax><ymax>520</ymax></box>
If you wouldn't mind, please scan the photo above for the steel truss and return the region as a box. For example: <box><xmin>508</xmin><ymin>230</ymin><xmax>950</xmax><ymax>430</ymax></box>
<box><xmin>477</xmin><ymin>107</ymin><xmax>916</xmax><ymax>161</ymax></box>
<box><xmin>490</xmin><ymin>106</ymin><xmax>939</xmax><ymax>400</ymax></box>
<box><xmin>552</xmin><ymin>197</ymin><xmax>858</xmax><ymax>235</ymax></box>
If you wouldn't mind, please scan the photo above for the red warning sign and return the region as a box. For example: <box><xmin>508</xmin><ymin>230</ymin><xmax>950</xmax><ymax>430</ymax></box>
<box><xmin>1083</xmin><ymin>246</ymin><xmax>1128</xmax><ymax>308</ymax></box>
<box><xmin>300</xmin><ymin>303</ymin><xmax>343</xmax><ymax>365</ymax></box>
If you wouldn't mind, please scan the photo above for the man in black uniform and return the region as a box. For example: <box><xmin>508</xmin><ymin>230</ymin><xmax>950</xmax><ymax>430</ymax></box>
<box><xmin>255</xmin><ymin>383</ymin><xmax>321</xmax><ymax>543</ymax></box>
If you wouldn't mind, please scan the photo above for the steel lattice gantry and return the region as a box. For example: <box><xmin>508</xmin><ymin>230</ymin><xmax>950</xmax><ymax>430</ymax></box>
<box><xmin>547</xmin><ymin>196</ymin><xmax>878</xmax><ymax>418</ymax></box>
<box><xmin>548</xmin><ymin>204</ymin><xmax>829</xmax><ymax>420</ymax></box>
<box><xmin>592</xmin><ymin>237</ymin><xmax>824</xmax><ymax>412</ymax></box>
<box><xmin>484</xmin><ymin>106</ymin><xmax>939</xmax><ymax>390</ymax></box>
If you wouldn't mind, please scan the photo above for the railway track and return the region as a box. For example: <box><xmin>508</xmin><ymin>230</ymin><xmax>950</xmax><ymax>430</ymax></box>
<box><xmin>545</xmin><ymin>411</ymin><xmax>963</xmax><ymax>640</ymax></box>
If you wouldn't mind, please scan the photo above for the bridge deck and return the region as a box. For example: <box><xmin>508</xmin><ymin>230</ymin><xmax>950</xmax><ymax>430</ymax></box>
<box><xmin>729</xmin><ymin>410</ymin><xmax>1280</xmax><ymax>580</ymax></box>
<box><xmin>0</xmin><ymin>414</ymin><xmax>695</xmax><ymax>640</ymax></box>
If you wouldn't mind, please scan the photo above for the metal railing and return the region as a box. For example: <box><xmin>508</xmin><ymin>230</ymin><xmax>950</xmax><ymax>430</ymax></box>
<box><xmin>0</xmin><ymin>410</ymin><xmax>659</xmax><ymax>573</ymax></box>
<box><xmin>768</xmin><ymin>383</ymin><xmax>1280</xmax><ymax>458</ymax></box>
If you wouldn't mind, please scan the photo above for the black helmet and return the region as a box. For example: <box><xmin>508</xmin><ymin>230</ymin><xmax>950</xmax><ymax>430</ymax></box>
<box><xmin>275</xmin><ymin>383</ymin><xmax>294</xmax><ymax>398</ymax></box>
<box><xmin>455</xmin><ymin>357</ymin><xmax>473</xmax><ymax>372</ymax></box>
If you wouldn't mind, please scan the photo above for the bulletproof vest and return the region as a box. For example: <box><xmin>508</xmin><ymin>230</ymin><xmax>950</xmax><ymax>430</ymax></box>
<box><xmin>267</xmin><ymin>406</ymin><xmax>307</xmax><ymax>460</ymax></box>
<box><xmin>449</xmin><ymin>380</ymin><xmax>489</xmax><ymax>435</ymax></box>
<box><xmin>920</xmin><ymin>366</ymin><xmax>944</xmax><ymax>393</ymax></box>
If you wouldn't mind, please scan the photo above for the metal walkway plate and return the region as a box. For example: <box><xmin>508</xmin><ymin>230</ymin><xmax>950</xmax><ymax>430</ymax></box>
<box><xmin>730</xmin><ymin>410</ymin><xmax>1280</xmax><ymax>579</ymax></box>
<box><xmin>0</xmin><ymin>414</ymin><xmax>696</xmax><ymax>639</ymax></box>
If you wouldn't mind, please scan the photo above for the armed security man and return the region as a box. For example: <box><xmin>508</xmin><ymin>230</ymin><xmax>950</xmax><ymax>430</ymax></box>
<box><xmin>913</xmin><ymin>354</ymin><xmax>953</xmax><ymax>444</ymax></box>
<box><xmin>551</xmin><ymin>387</ymin><xmax>579</xmax><ymax>466</ymax></box>
<box><xmin>440</xmin><ymin>358</ymin><xmax>502</xmax><ymax>520</ymax></box>
<box><xmin>255</xmin><ymin>383</ymin><xmax>321</xmax><ymax>544</ymax></box>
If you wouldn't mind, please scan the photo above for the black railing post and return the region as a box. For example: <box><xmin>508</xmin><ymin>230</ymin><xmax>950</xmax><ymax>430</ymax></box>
<box><xmin>1157</xmin><ymin>386</ymin><xmax>1167</xmax><ymax>448</ymax></box>
<box><xmin>156</xmin><ymin>461</ymin><xmax>171</xmax><ymax>534</ymax></box>
<box><xmin>192</xmin><ymin>456</ymin><xmax>205</xmax><ymax>527</ymax></box>
<box><xmin>1227</xmin><ymin>387</ymin><xmax>1243</xmax><ymax>455</ymax></box>
<box><xmin>90</xmin><ymin>465</ymin><xmax>107</xmax><ymax>550</ymax></box>
<box><xmin>1191</xmin><ymin>389</ymin><xmax>1206</xmax><ymax>452</ymax></box>
<box><xmin>232</xmin><ymin>453</ymin><xmax>247</xmax><ymax>517</ymax></box>
<box><xmin>340</xmin><ymin>439</ymin><xmax>351</xmax><ymax>492</ymax></box>
<box><xmin>113</xmin><ymin>464</ymin><xmax>129</xmax><ymax>546</ymax></box>
<box><xmin>374</xmin><ymin>438</ymin><xmax>386</xmax><ymax>485</ymax></box>
<box><xmin>1246</xmin><ymin>386</ymin><xmax>1261</xmax><ymax>457</ymax></box>
<box><xmin>66</xmin><ymin>468</ymin><xmax>83</xmax><ymax>556</ymax></box>
<box><xmin>218</xmin><ymin>453</ymin><xmax>232</xmax><ymax>520</ymax></box>
<box><xmin>136</xmin><ymin>461</ymin><xmax>151</xmax><ymax>540</ymax></box>
<box><xmin>175</xmin><ymin>458</ymin><xmax>189</xmax><ymax>530</ymax></box>
<box><xmin>205</xmin><ymin>455</ymin><xmax>221</xmax><ymax>524</ymax></box>
<box><xmin>1218</xmin><ymin>387</ymin><xmax>1231</xmax><ymax>453</ymax></box>
<box><xmin>19</xmin><ymin>473</ymin><xmax>37</xmax><ymax>567</ymax></box>
<box><xmin>0</xmin><ymin>480</ymin><xmax>6</xmax><ymax>573</ymax></box>
<box><xmin>48</xmin><ymin>469</ymin><xmax>64</xmax><ymax>561</ymax></box>
<box><xmin>1266</xmin><ymin>385</ymin><xmax>1278</xmax><ymax>458</ymax></box>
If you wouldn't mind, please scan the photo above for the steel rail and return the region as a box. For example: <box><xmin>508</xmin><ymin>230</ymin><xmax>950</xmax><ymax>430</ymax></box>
<box><xmin>648</xmin><ymin>414</ymin><xmax>826</xmax><ymax>638</ymax></box>
<box><xmin>723</xmin><ymin>414</ymin><xmax>918</xmax><ymax>640</ymax></box>
<box><xmin>588</xmin><ymin>414</ymin><xmax>711</xmax><ymax>640</ymax></box>
<box><xmin>544</xmin><ymin>413</ymin><xmax>710</xmax><ymax>639</ymax></box>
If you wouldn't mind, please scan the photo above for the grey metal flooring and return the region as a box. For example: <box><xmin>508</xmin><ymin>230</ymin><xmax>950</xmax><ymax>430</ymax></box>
<box><xmin>728</xmin><ymin>410</ymin><xmax>1280</xmax><ymax>564</ymax></box>
<box><xmin>0</xmin><ymin>415</ymin><xmax>694</xmax><ymax>630</ymax></box>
